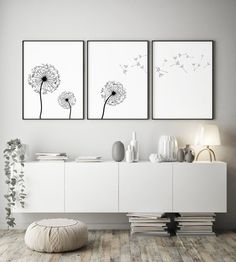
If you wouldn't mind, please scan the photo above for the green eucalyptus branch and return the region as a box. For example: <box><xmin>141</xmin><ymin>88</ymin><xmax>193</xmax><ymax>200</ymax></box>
<box><xmin>4</xmin><ymin>139</ymin><xmax>26</xmax><ymax>228</ymax></box>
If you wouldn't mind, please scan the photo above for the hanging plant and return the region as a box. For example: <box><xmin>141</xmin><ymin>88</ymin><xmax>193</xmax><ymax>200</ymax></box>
<box><xmin>4</xmin><ymin>139</ymin><xmax>26</xmax><ymax>228</ymax></box>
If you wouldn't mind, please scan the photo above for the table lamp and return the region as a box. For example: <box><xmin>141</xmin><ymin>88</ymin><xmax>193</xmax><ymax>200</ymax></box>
<box><xmin>195</xmin><ymin>124</ymin><xmax>221</xmax><ymax>161</ymax></box>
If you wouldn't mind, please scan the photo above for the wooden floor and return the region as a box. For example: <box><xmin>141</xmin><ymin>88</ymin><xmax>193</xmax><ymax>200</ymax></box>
<box><xmin>0</xmin><ymin>230</ymin><xmax>236</xmax><ymax>262</ymax></box>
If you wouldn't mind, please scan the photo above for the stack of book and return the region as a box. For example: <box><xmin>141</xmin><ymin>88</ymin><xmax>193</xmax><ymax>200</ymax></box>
<box><xmin>36</xmin><ymin>152</ymin><xmax>68</xmax><ymax>161</ymax></box>
<box><xmin>175</xmin><ymin>213</ymin><xmax>216</xmax><ymax>235</ymax></box>
<box><xmin>127</xmin><ymin>213</ymin><xmax>170</xmax><ymax>236</ymax></box>
<box><xmin>75</xmin><ymin>156</ymin><xmax>102</xmax><ymax>162</ymax></box>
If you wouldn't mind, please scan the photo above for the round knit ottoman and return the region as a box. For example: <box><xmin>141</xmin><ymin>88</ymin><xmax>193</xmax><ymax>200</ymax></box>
<box><xmin>25</xmin><ymin>218</ymin><xmax>88</xmax><ymax>253</ymax></box>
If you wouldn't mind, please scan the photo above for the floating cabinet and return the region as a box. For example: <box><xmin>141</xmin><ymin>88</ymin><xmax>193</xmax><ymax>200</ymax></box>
<box><xmin>173</xmin><ymin>162</ymin><xmax>227</xmax><ymax>212</ymax></box>
<box><xmin>65</xmin><ymin>162</ymin><xmax>119</xmax><ymax>212</ymax></box>
<box><xmin>119</xmin><ymin>162</ymin><xmax>173</xmax><ymax>212</ymax></box>
<box><xmin>13</xmin><ymin>161</ymin><xmax>227</xmax><ymax>213</ymax></box>
<box><xmin>14</xmin><ymin>162</ymin><xmax>64</xmax><ymax>213</ymax></box>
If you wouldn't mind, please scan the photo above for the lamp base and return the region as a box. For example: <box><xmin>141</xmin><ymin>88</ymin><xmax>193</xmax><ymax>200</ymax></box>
<box><xmin>196</xmin><ymin>146</ymin><xmax>216</xmax><ymax>162</ymax></box>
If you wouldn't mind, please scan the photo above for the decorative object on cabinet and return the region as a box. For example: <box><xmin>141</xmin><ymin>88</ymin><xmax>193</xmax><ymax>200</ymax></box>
<box><xmin>152</xmin><ymin>40</ymin><xmax>213</xmax><ymax>119</ymax></box>
<box><xmin>4</xmin><ymin>139</ymin><xmax>26</xmax><ymax>228</ymax></box>
<box><xmin>158</xmin><ymin>136</ymin><xmax>178</xmax><ymax>162</ymax></box>
<box><xmin>130</xmin><ymin>131</ymin><xmax>139</xmax><ymax>162</ymax></box>
<box><xmin>149</xmin><ymin>153</ymin><xmax>158</xmax><ymax>163</ymax></box>
<box><xmin>25</xmin><ymin>218</ymin><xmax>88</xmax><ymax>253</ymax></box>
<box><xmin>35</xmin><ymin>152</ymin><xmax>68</xmax><ymax>161</ymax></box>
<box><xmin>195</xmin><ymin>124</ymin><xmax>221</xmax><ymax>161</ymax></box>
<box><xmin>183</xmin><ymin>145</ymin><xmax>195</xmax><ymax>163</ymax></box>
<box><xmin>75</xmin><ymin>156</ymin><xmax>102</xmax><ymax>162</ymax></box>
<box><xmin>185</xmin><ymin>150</ymin><xmax>195</xmax><ymax>163</ymax></box>
<box><xmin>22</xmin><ymin>40</ymin><xmax>84</xmax><ymax>120</ymax></box>
<box><xmin>125</xmin><ymin>145</ymin><xmax>134</xmax><ymax>163</ymax></box>
<box><xmin>177</xmin><ymin>148</ymin><xmax>185</xmax><ymax>162</ymax></box>
<box><xmin>149</xmin><ymin>154</ymin><xmax>165</xmax><ymax>163</ymax></box>
<box><xmin>112</xmin><ymin>141</ymin><xmax>125</xmax><ymax>162</ymax></box>
<box><xmin>87</xmin><ymin>40</ymin><xmax>149</xmax><ymax>119</ymax></box>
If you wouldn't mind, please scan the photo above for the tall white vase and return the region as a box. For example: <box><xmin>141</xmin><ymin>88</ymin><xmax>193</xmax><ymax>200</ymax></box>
<box><xmin>130</xmin><ymin>131</ymin><xmax>139</xmax><ymax>162</ymax></box>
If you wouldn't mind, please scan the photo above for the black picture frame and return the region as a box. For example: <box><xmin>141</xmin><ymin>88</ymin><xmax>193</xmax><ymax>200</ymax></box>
<box><xmin>152</xmin><ymin>40</ymin><xmax>214</xmax><ymax>120</ymax></box>
<box><xmin>87</xmin><ymin>40</ymin><xmax>150</xmax><ymax>120</ymax></box>
<box><xmin>22</xmin><ymin>40</ymin><xmax>85</xmax><ymax>120</ymax></box>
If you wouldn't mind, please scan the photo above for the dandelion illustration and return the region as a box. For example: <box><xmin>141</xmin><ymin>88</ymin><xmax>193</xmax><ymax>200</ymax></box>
<box><xmin>120</xmin><ymin>54</ymin><xmax>147</xmax><ymax>74</ymax></box>
<box><xmin>58</xmin><ymin>91</ymin><xmax>76</xmax><ymax>119</ymax></box>
<box><xmin>157</xmin><ymin>52</ymin><xmax>209</xmax><ymax>78</ymax></box>
<box><xmin>180</xmin><ymin>64</ymin><xmax>187</xmax><ymax>73</ymax></box>
<box><xmin>170</xmin><ymin>60</ymin><xmax>180</xmax><ymax>67</ymax></box>
<box><xmin>100</xmin><ymin>81</ymin><xmax>126</xmax><ymax>119</ymax></box>
<box><xmin>156</xmin><ymin>66</ymin><xmax>168</xmax><ymax>77</ymax></box>
<box><xmin>204</xmin><ymin>62</ymin><xmax>211</xmax><ymax>68</ymax></box>
<box><xmin>162</xmin><ymin>59</ymin><xmax>168</xmax><ymax>67</ymax></box>
<box><xmin>119</xmin><ymin>64</ymin><xmax>129</xmax><ymax>74</ymax></box>
<box><xmin>28</xmin><ymin>64</ymin><xmax>60</xmax><ymax>119</ymax></box>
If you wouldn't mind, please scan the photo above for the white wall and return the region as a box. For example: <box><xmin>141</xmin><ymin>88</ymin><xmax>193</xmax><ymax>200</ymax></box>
<box><xmin>0</xmin><ymin>0</ymin><xmax>236</xmax><ymax>230</ymax></box>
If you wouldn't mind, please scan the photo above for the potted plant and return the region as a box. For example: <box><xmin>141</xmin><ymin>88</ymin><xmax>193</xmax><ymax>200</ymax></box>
<box><xmin>4</xmin><ymin>139</ymin><xmax>26</xmax><ymax>228</ymax></box>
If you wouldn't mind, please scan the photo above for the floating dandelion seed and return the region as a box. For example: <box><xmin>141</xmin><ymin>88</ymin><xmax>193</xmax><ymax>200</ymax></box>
<box><xmin>120</xmin><ymin>65</ymin><xmax>128</xmax><ymax>74</ymax></box>
<box><xmin>180</xmin><ymin>64</ymin><xmax>187</xmax><ymax>73</ymax></box>
<box><xmin>58</xmin><ymin>91</ymin><xmax>76</xmax><ymax>119</ymax></box>
<box><xmin>204</xmin><ymin>62</ymin><xmax>211</xmax><ymax>68</ymax></box>
<box><xmin>28</xmin><ymin>64</ymin><xmax>60</xmax><ymax>119</ymax></box>
<box><xmin>120</xmin><ymin>54</ymin><xmax>147</xmax><ymax>74</ymax></box>
<box><xmin>162</xmin><ymin>59</ymin><xmax>168</xmax><ymax>67</ymax></box>
<box><xmin>170</xmin><ymin>60</ymin><xmax>180</xmax><ymax>66</ymax></box>
<box><xmin>156</xmin><ymin>66</ymin><xmax>168</xmax><ymax>77</ymax></box>
<box><xmin>100</xmin><ymin>81</ymin><xmax>126</xmax><ymax>119</ymax></box>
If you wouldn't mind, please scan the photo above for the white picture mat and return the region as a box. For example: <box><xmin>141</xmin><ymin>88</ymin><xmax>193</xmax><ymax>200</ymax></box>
<box><xmin>23</xmin><ymin>41</ymin><xmax>84</xmax><ymax>119</ymax></box>
<box><xmin>153</xmin><ymin>41</ymin><xmax>213</xmax><ymax>119</ymax></box>
<box><xmin>88</xmin><ymin>41</ymin><xmax>148</xmax><ymax>119</ymax></box>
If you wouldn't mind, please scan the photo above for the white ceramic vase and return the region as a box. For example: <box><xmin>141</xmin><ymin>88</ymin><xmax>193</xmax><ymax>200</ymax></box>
<box><xmin>158</xmin><ymin>136</ymin><xmax>178</xmax><ymax>162</ymax></box>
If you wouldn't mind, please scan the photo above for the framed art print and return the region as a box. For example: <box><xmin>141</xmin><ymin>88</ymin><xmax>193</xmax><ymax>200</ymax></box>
<box><xmin>23</xmin><ymin>40</ymin><xmax>84</xmax><ymax>119</ymax></box>
<box><xmin>87</xmin><ymin>40</ymin><xmax>149</xmax><ymax>119</ymax></box>
<box><xmin>152</xmin><ymin>40</ymin><xmax>213</xmax><ymax>119</ymax></box>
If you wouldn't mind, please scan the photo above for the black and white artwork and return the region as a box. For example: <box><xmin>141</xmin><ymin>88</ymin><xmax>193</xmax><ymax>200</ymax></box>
<box><xmin>152</xmin><ymin>41</ymin><xmax>213</xmax><ymax>119</ymax></box>
<box><xmin>23</xmin><ymin>41</ymin><xmax>84</xmax><ymax>119</ymax></box>
<box><xmin>87</xmin><ymin>41</ymin><xmax>149</xmax><ymax>119</ymax></box>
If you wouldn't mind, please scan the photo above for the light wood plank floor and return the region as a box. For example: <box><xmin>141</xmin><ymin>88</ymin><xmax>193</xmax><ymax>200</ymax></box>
<box><xmin>0</xmin><ymin>230</ymin><xmax>236</xmax><ymax>262</ymax></box>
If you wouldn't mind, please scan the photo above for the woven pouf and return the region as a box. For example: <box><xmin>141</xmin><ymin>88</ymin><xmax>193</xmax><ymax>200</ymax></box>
<box><xmin>25</xmin><ymin>218</ymin><xmax>88</xmax><ymax>253</ymax></box>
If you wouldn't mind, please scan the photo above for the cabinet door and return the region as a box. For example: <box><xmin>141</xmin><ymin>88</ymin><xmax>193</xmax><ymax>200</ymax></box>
<box><xmin>65</xmin><ymin>162</ymin><xmax>118</xmax><ymax>212</ymax></box>
<box><xmin>119</xmin><ymin>163</ymin><xmax>172</xmax><ymax>212</ymax></box>
<box><xmin>14</xmin><ymin>162</ymin><xmax>64</xmax><ymax>213</ymax></box>
<box><xmin>173</xmin><ymin>162</ymin><xmax>227</xmax><ymax>212</ymax></box>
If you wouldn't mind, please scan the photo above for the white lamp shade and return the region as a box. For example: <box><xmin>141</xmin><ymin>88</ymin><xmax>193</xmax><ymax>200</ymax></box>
<box><xmin>195</xmin><ymin>124</ymin><xmax>221</xmax><ymax>146</ymax></box>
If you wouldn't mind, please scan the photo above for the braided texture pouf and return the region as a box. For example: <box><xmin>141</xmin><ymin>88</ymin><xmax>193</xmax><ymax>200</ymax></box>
<box><xmin>25</xmin><ymin>218</ymin><xmax>88</xmax><ymax>253</ymax></box>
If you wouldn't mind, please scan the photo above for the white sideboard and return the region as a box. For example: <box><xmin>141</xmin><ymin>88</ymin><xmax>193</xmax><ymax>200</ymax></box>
<box><xmin>119</xmin><ymin>162</ymin><xmax>172</xmax><ymax>212</ymax></box>
<box><xmin>173</xmin><ymin>162</ymin><xmax>227</xmax><ymax>212</ymax></box>
<box><xmin>65</xmin><ymin>162</ymin><xmax>118</xmax><ymax>212</ymax></box>
<box><xmin>14</xmin><ymin>161</ymin><xmax>227</xmax><ymax>213</ymax></box>
<box><xmin>16</xmin><ymin>162</ymin><xmax>65</xmax><ymax>213</ymax></box>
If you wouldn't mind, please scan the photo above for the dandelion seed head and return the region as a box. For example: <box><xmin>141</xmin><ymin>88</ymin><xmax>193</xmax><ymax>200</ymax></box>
<box><xmin>101</xmin><ymin>81</ymin><xmax>126</xmax><ymax>106</ymax></box>
<box><xmin>58</xmin><ymin>91</ymin><xmax>76</xmax><ymax>109</ymax></box>
<box><xmin>28</xmin><ymin>64</ymin><xmax>60</xmax><ymax>94</ymax></box>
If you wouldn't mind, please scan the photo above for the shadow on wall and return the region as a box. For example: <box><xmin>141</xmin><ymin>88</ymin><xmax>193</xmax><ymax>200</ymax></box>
<box><xmin>216</xmin><ymin>128</ymin><xmax>236</xmax><ymax>230</ymax></box>
<box><xmin>12</xmin><ymin>213</ymin><xmax>129</xmax><ymax>230</ymax></box>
